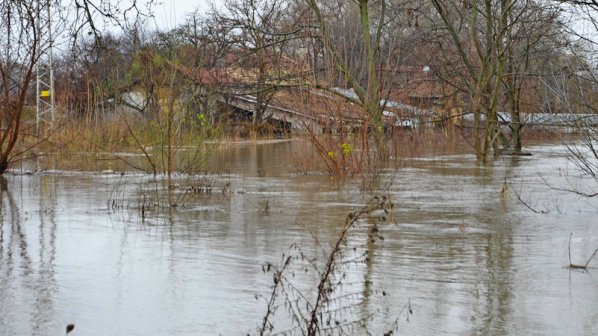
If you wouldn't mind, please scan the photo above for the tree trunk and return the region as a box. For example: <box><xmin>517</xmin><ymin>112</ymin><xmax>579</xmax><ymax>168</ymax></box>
<box><xmin>0</xmin><ymin>155</ymin><xmax>8</xmax><ymax>175</ymax></box>
<box><xmin>512</xmin><ymin>111</ymin><xmax>522</xmax><ymax>152</ymax></box>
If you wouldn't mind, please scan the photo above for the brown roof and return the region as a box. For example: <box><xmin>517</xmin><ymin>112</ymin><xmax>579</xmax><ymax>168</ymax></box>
<box><xmin>270</xmin><ymin>87</ymin><xmax>367</xmax><ymax>121</ymax></box>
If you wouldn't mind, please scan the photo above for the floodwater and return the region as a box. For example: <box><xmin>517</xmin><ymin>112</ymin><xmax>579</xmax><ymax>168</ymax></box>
<box><xmin>1</xmin><ymin>141</ymin><xmax>597</xmax><ymax>335</ymax></box>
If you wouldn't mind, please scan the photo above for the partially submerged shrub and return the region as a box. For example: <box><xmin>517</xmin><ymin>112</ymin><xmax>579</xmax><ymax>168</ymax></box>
<box><xmin>254</xmin><ymin>195</ymin><xmax>410</xmax><ymax>335</ymax></box>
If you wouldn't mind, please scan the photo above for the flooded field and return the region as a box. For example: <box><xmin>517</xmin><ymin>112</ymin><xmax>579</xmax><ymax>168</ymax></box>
<box><xmin>1</xmin><ymin>141</ymin><xmax>597</xmax><ymax>335</ymax></box>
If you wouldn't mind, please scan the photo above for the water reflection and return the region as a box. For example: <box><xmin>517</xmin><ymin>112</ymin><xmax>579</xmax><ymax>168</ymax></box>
<box><xmin>32</xmin><ymin>176</ymin><xmax>59</xmax><ymax>335</ymax></box>
<box><xmin>0</xmin><ymin>176</ymin><xmax>59</xmax><ymax>335</ymax></box>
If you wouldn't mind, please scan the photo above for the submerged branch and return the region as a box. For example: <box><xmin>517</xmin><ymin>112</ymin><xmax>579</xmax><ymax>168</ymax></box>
<box><xmin>567</xmin><ymin>233</ymin><xmax>598</xmax><ymax>270</ymax></box>
<box><xmin>509</xmin><ymin>181</ymin><xmax>548</xmax><ymax>214</ymax></box>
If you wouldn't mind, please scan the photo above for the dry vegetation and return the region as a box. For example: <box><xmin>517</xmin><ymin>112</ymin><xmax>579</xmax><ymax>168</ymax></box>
<box><xmin>2</xmin><ymin>0</ymin><xmax>598</xmax><ymax>177</ymax></box>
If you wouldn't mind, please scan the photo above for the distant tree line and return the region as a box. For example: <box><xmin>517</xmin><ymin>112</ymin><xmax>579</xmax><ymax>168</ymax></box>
<box><xmin>2</xmin><ymin>0</ymin><xmax>598</xmax><ymax>173</ymax></box>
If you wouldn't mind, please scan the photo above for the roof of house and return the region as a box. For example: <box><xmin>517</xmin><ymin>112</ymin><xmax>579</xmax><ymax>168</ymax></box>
<box><xmin>270</xmin><ymin>87</ymin><xmax>367</xmax><ymax>121</ymax></box>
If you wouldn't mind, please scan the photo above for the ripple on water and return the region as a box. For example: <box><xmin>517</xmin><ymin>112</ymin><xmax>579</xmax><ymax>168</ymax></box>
<box><xmin>1</xmin><ymin>144</ymin><xmax>598</xmax><ymax>335</ymax></box>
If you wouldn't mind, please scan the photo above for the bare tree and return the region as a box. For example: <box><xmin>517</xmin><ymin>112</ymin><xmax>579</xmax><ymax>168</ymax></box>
<box><xmin>540</xmin><ymin>0</ymin><xmax>598</xmax><ymax>196</ymax></box>
<box><xmin>428</xmin><ymin>0</ymin><xmax>574</xmax><ymax>160</ymax></box>
<box><xmin>501</xmin><ymin>1</ymin><xmax>562</xmax><ymax>154</ymax></box>
<box><xmin>0</xmin><ymin>0</ymin><xmax>154</xmax><ymax>174</ymax></box>
<box><xmin>0</xmin><ymin>0</ymin><xmax>40</xmax><ymax>173</ymax></box>
<box><xmin>429</xmin><ymin>0</ymin><xmax>518</xmax><ymax>162</ymax></box>
<box><xmin>289</xmin><ymin>0</ymin><xmax>432</xmax><ymax>165</ymax></box>
<box><xmin>210</xmin><ymin>0</ymin><xmax>302</xmax><ymax>132</ymax></box>
<box><xmin>302</xmin><ymin>0</ymin><xmax>389</xmax><ymax>148</ymax></box>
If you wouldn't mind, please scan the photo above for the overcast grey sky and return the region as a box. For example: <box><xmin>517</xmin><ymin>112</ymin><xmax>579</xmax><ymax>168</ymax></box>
<box><xmin>151</xmin><ymin>0</ymin><xmax>222</xmax><ymax>30</ymax></box>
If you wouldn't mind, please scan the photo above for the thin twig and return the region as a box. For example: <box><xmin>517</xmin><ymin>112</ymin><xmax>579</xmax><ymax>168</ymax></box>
<box><xmin>509</xmin><ymin>182</ymin><xmax>548</xmax><ymax>214</ymax></box>
<box><xmin>568</xmin><ymin>233</ymin><xmax>598</xmax><ymax>269</ymax></box>
<box><xmin>584</xmin><ymin>247</ymin><xmax>598</xmax><ymax>268</ymax></box>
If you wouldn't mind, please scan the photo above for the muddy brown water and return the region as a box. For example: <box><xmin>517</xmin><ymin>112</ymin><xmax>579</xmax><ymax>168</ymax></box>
<box><xmin>0</xmin><ymin>141</ymin><xmax>597</xmax><ymax>335</ymax></box>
